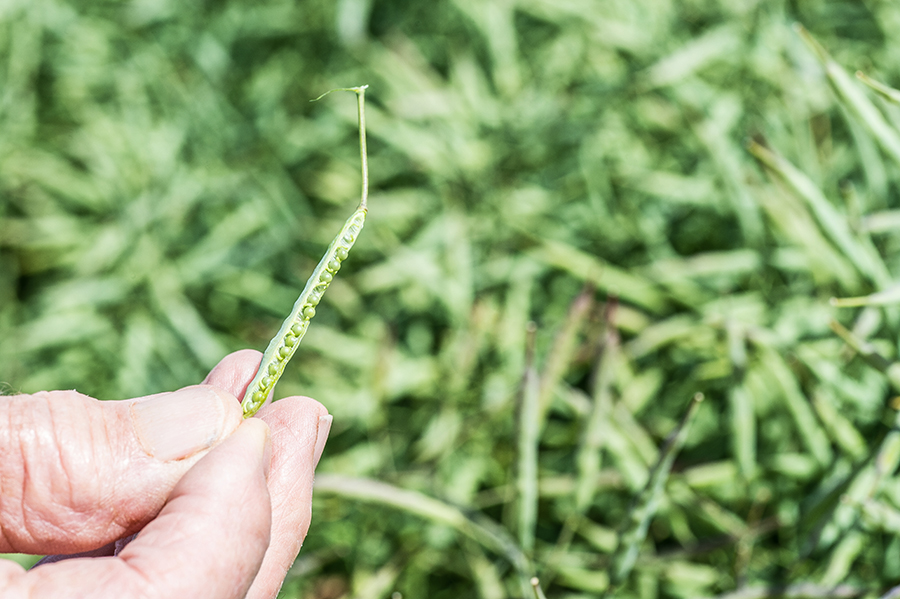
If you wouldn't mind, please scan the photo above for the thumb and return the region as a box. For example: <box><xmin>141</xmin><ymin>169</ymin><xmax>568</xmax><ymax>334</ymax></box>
<box><xmin>0</xmin><ymin>385</ymin><xmax>242</xmax><ymax>555</ymax></box>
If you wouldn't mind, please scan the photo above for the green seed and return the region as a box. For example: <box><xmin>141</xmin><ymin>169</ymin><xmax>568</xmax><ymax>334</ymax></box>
<box><xmin>320</xmin><ymin>271</ymin><xmax>334</xmax><ymax>283</ymax></box>
<box><xmin>336</xmin><ymin>247</ymin><xmax>349</xmax><ymax>260</ymax></box>
<box><xmin>327</xmin><ymin>259</ymin><xmax>341</xmax><ymax>273</ymax></box>
<box><xmin>284</xmin><ymin>335</ymin><xmax>297</xmax><ymax>347</ymax></box>
<box><xmin>302</xmin><ymin>306</ymin><xmax>316</xmax><ymax>320</ymax></box>
<box><xmin>291</xmin><ymin>323</ymin><xmax>304</xmax><ymax>336</ymax></box>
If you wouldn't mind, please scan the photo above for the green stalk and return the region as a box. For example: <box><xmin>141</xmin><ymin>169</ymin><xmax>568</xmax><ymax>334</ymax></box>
<box><xmin>241</xmin><ymin>86</ymin><xmax>369</xmax><ymax>417</ymax></box>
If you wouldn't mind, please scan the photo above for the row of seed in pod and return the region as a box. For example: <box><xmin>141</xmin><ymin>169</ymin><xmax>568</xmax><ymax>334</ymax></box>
<box><xmin>244</xmin><ymin>224</ymin><xmax>359</xmax><ymax>412</ymax></box>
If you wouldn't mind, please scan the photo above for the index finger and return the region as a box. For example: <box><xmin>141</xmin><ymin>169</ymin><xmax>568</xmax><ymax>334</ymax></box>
<box><xmin>10</xmin><ymin>418</ymin><xmax>273</xmax><ymax>599</ymax></box>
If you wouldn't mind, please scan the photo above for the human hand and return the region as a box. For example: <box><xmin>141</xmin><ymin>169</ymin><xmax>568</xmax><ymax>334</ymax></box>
<box><xmin>0</xmin><ymin>349</ymin><xmax>332</xmax><ymax>599</ymax></box>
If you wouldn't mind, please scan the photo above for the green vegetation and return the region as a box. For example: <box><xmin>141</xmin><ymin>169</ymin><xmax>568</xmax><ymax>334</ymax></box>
<box><xmin>3</xmin><ymin>0</ymin><xmax>900</xmax><ymax>596</ymax></box>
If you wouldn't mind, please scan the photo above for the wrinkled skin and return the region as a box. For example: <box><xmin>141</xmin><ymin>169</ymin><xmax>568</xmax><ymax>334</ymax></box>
<box><xmin>0</xmin><ymin>350</ymin><xmax>329</xmax><ymax>599</ymax></box>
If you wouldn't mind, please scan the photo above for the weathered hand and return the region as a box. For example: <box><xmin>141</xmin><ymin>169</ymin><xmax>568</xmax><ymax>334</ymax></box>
<box><xmin>0</xmin><ymin>349</ymin><xmax>331</xmax><ymax>599</ymax></box>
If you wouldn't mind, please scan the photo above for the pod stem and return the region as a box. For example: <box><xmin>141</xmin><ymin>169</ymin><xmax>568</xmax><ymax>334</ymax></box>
<box><xmin>312</xmin><ymin>85</ymin><xmax>369</xmax><ymax>211</ymax></box>
<box><xmin>357</xmin><ymin>87</ymin><xmax>368</xmax><ymax>211</ymax></box>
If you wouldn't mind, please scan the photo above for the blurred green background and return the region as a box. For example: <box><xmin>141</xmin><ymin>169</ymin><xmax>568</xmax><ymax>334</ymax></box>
<box><xmin>4</xmin><ymin>0</ymin><xmax>900</xmax><ymax>597</ymax></box>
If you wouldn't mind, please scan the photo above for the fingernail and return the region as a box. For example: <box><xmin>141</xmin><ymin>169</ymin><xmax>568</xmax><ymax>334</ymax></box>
<box><xmin>261</xmin><ymin>423</ymin><xmax>273</xmax><ymax>480</ymax></box>
<box><xmin>239</xmin><ymin>418</ymin><xmax>273</xmax><ymax>480</ymax></box>
<box><xmin>131</xmin><ymin>386</ymin><xmax>236</xmax><ymax>462</ymax></box>
<box><xmin>313</xmin><ymin>414</ymin><xmax>332</xmax><ymax>468</ymax></box>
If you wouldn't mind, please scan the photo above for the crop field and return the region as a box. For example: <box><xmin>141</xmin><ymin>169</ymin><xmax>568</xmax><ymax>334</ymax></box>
<box><xmin>3</xmin><ymin>0</ymin><xmax>900</xmax><ymax>597</ymax></box>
